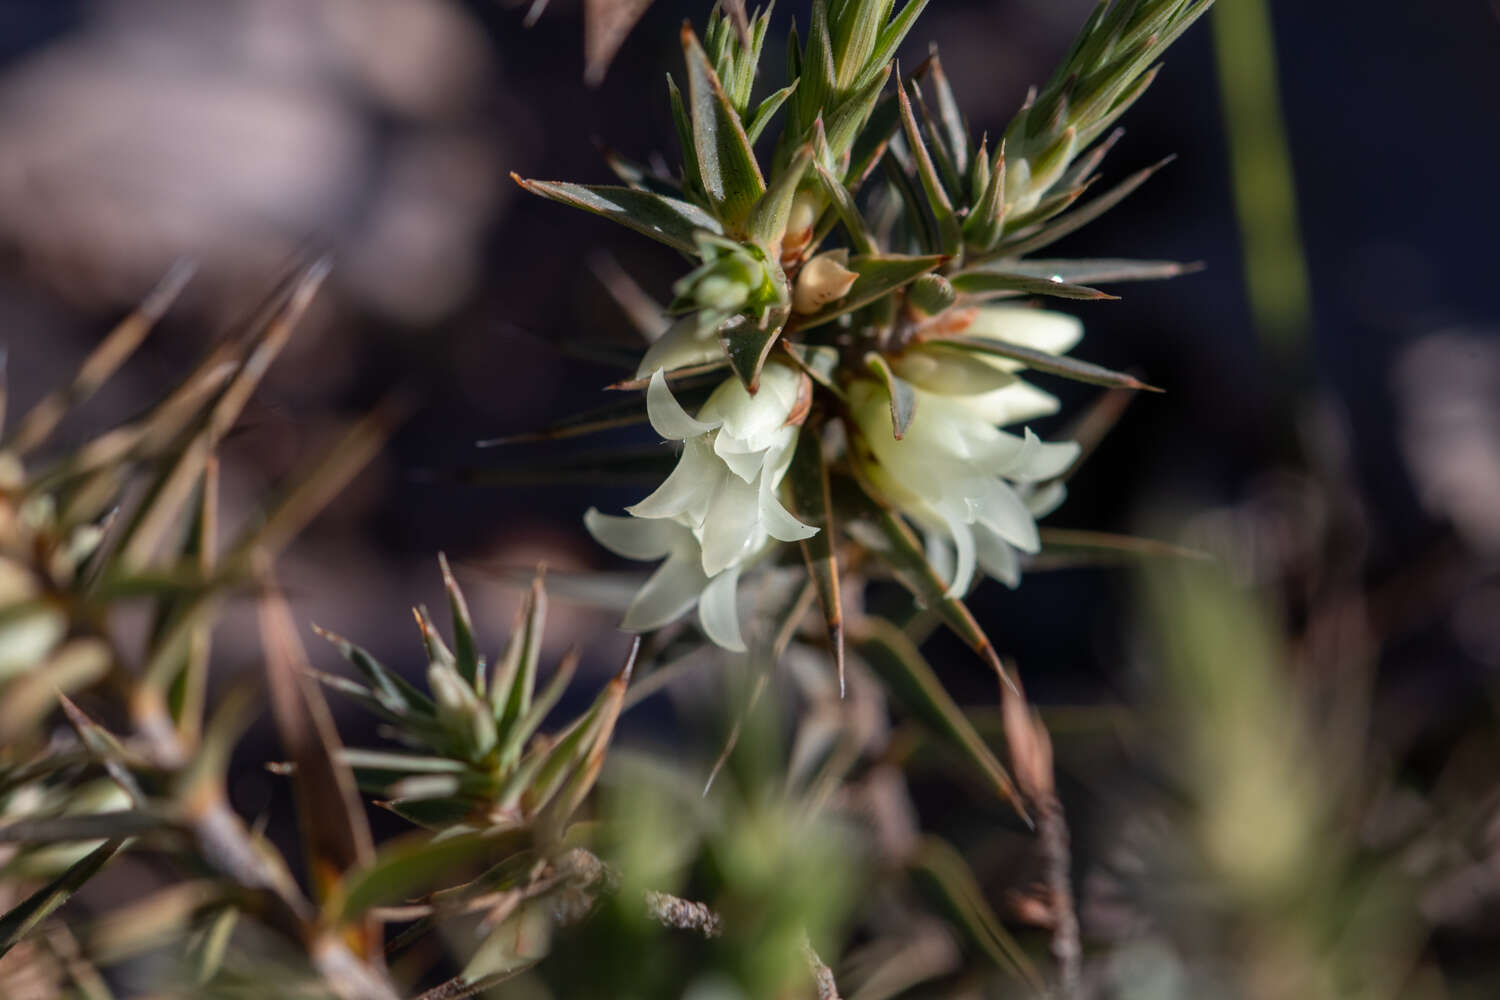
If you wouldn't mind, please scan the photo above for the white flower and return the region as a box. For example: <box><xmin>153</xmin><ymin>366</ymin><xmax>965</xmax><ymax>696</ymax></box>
<box><xmin>586</xmin><ymin>363</ymin><xmax>817</xmax><ymax>651</ymax></box>
<box><xmin>853</xmin><ymin>306</ymin><xmax>1085</xmax><ymax>595</ymax></box>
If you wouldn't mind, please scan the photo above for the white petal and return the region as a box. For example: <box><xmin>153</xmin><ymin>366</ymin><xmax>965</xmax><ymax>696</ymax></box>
<box><xmin>972</xmin><ymin>478</ymin><xmax>1040</xmax><ymax>553</ymax></box>
<box><xmin>758</xmin><ymin>465</ymin><xmax>818</xmax><ymax>542</ymax></box>
<box><xmin>934</xmin><ymin>499</ymin><xmax>978</xmax><ymax>598</ymax></box>
<box><xmin>1011</xmin><ymin>435</ymin><xmax>1080</xmax><ymax>482</ymax></box>
<box><xmin>646</xmin><ymin>368</ymin><xmax>718</xmax><ymax>440</ymax></box>
<box><xmin>924</xmin><ymin>528</ymin><xmax>956</xmax><ymax>586</ymax></box>
<box><xmin>975</xmin><ymin>526</ymin><xmax>1021</xmax><ymax>588</ymax></box>
<box><xmin>700</xmin><ymin>473</ymin><xmax>763</xmax><ymax>575</ymax></box>
<box><xmin>628</xmin><ymin>438</ymin><xmax>722</xmax><ymax>523</ymax></box>
<box><xmin>968</xmin><ymin>381</ymin><xmax>1060</xmax><ymax>426</ymax></box>
<box><xmin>713</xmin><ymin>430</ymin><xmax>766</xmax><ymax>482</ymax></box>
<box><xmin>697</xmin><ymin>565</ymin><xmax>747</xmax><ymax>651</ymax></box>
<box><xmin>585</xmin><ymin>508</ymin><xmax>682</xmax><ymax>561</ymax></box>
<box><xmin>968</xmin><ymin>307</ymin><xmax>1083</xmax><ymax>356</ymax></box>
<box><xmin>891</xmin><ymin>345</ymin><xmax>1019</xmax><ymax>395</ymax></box>
<box><xmin>620</xmin><ymin>547</ymin><xmax>709</xmax><ymax>632</ymax></box>
<box><xmin>1023</xmin><ymin>480</ymin><xmax>1068</xmax><ymax>518</ymax></box>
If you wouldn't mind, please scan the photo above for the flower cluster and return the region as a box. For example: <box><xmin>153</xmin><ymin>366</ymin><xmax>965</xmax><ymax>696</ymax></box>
<box><xmin>516</xmin><ymin>0</ymin><xmax>1209</xmax><ymax>655</ymax></box>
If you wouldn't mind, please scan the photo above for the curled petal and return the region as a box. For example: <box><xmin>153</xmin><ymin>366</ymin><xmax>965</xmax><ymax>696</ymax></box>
<box><xmin>627</xmin><ymin>438</ymin><xmax>722</xmax><ymax>524</ymax></box>
<box><xmin>585</xmin><ymin>508</ymin><xmax>684</xmax><ymax>561</ymax></box>
<box><xmin>758</xmin><ymin>465</ymin><xmax>818</xmax><ymax>543</ymax></box>
<box><xmin>975</xmin><ymin>526</ymin><xmax>1021</xmax><ymax>588</ymax></box>
<box><xmin>636</xmin><ymin>316</ymin><xmax>723</xmax><ymax>377</ymax></box>
<box><xmin>646</xmin><ymin>368</ymin><xmax>718</xmax><ymax>440</ymax></box>
<box><xmin>698</xmin><ymin>565</ymin><xmax>746</xmax><ymax>652</ymax></box>
<box><xmin>934</xmin><ymin>499</ymin><xmax>978</xmax><ymax>598</ymax></box>
<box><xmin>1024</xmin><ymin>480</ymin><xmax>1069</xmax><ymax>518</ymax></box>
<box><xmin>972</xmin><ymin>478</ymin><xmax>1041</xmax><ymax>553</ymax></box>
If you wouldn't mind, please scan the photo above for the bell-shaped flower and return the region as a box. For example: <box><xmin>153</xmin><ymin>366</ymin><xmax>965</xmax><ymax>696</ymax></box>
<box><xmin>849</xmin><ymin>373</ymin><xmax>1078</xmax><ymax>597</ymax></box>
<box><xmin>585</xmin><ymin>362</ymin><xmax>818</xmax><ymax>650</ymax></box>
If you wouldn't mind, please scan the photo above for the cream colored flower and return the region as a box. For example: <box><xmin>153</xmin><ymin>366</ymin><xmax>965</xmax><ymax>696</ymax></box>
<box><xmin>853</xmin><ymin>306</ymin><xmax>1084</xmax><ymax>594</ymax></box>
<box><xmin>585</xmin><ymin>363</ymin><xmax>816</xmax><ymax>650</ymax></box>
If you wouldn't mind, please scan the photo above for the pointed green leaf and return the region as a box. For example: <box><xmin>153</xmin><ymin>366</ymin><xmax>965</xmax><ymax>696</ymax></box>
<box><xmin>967</xmin><ymin>257</ymin><xmax>1200</xmax><ymax>286</ymax></box>
<box><xmin>863</xmin><ymin>353</ymin><xmax>917</xmax><ymax>439</ymax></box>
<box><xmin>996</xmin><ymin>155</ymin><xmax>1173</xmax><ymax>257</ymax></box>
<box><xmin>747</xmin><ymin>144</ymin><xmax>815</xmax><ymax>253</ymax></box>
<box><xmin>868</xmin><ymin>0</ymin><xmax>931</xmax><ymax>76</ymax></box>
<box><xmin>823</xmin><ymin>62</ymin><xmax>891</xmax><ymax>165</ymax></box>
<box><xmin>896</xmin><ymin>80</ymin><xmax>960</xmax><ymax>253</ymax></box>
<box><xmin>855</xmin><ymin>618</ymin><xmax>1024</xmax><ymax>815</ymax></box>
<box><xmin>497</xmin><ymin>647</ymin><xmax>580</xmax><ymax>771</ymax></box>
<box><xmin>812</xmin><ymin>162</ymin><xmax>876</xmax><ymax>255</ymax></box>
<box><xmin>438</xmin><ymin>555</ymin><xmax>481</xmax><ymax>688</ymax></box>
<box><xmin>511</xmin><ymin>176</ymin><xmax>721</xmax><ymax>254</ymax></box>
<box><xmin>928</xmin><ymin>334</ymin><xmax>1161</xmax><ymax>392</ymax></box>
<box><xmin>682</xmin><ymin>24</ymin><xmax>766</xmax><ymax>230</ymax></box>
<box><xmin>911</xmin><ymin>836</ymin><xmax>1043</xmax><ymax>986</ymax></box>
<box><xmin>949</xmin><ymin>268</ymin><xmax>1117</xmax><ymax>301</ymax></box>
<box><xmin>745</xmin><ymin>82</ymin><xmax>798</xmax><ymax>144</ymax></box>
<box><xmin>315</xmin><ymin>626</ymin><xmax>436</xmax><ymax>718</ymax></box>
<box><xmin>491</xmin><ymin>572</ymin><xmax>547</xmax><ymax>737</ymax></box>
<box><xmin>721</xmin><ymin>300</ymin><xmax>792</xmax><ymax>392</ymax></box>
<box><xmin>0</xmin><ymin>838</ymin><xmax>124</xmax><ymax>960</ymax></box>
<box><xmin>332</xmin><ymin>831</ymin><xmax>500</xmax><ymax>923</ymax></box>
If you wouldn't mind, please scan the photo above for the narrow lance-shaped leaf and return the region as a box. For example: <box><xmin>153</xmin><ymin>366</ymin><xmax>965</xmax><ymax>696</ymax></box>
<box><xmin>511</xmin><ymin>176</ymin><xmax>722</xmax><ymax>255</ymax></box>
<box><xmin>537</xmin><ymin>637</ymin><xmax>637</xmax><ymax>841</ymax></box>
<box><xmin>491</xmin><ymin>570</ymin><xmax>547</xmax><ymax>739</ymax></box>
<box><xmin>784</xmin><ymin>428</ymin><xmax>845</xmax><ymax>693</ymax></box>
<box><xmin>896</xmin><ymin>78</ymin><xmax>961</xmax><ymax>254</ymax></box>
<box><xmin>745</xmin><ymin>81</ymin><xmax>798</xmax><ymax>144</ymax></box>
<box><xmin>747</xmin><ymin>143</ymin><xmax>815</xmax><ymax>254</ymax></box>
<box><xmin>256</xmin><ymin>561</ymin><xmax>375</xmax><ymax>938</ymax></box>
<box><xmin>963</xmin><ymin>257</ymin><xmax>1198</xmax><ymax>286</ymax></box>
<box><xmin>855</xmin><ymin>618</ymin><xmax>1025</xmax><ymax>818</ymax></box>
<box><xmin>995</xmin><ymin>154</ymin><xmax>1174</xmax><ymax>258</ymax></box>
<box><xmin>439</xmin><ymin>554</ymin><xmax>481</xmax><ymax>688</ymax></box>
<box><xmin>331</xmin><ymin>832</ymin><xmax>502</xmax><ymax>924</ymax></box>
<box><xmin>496</xmin><ymin>646</ymin><xmax>581</xmax><ymax>771</ymax></box>
<box><xmin>791</xmin><ymin>252</ymin><xmax>947</xmax><ymax>331</ymax></box>
<box><xmin>867</xmin><ymin>0</ymin><xmax>931</xmax><ymax>78</ymax></box>
<box><xmin>927</xmin><ymin>334</ymin><xmax>1162</xmax><ymax>392</ymax></box>
<box><xmin>949</xmin><ymin>268</ymin><xmax>1117</xmax><ymax>302</ymax></box>
<box><xmin>911</xmin><ymin>836</ymin><xmax>1044</xmax><ymax>988</ymax></box>
<box><xmin>7</xmin><ymin>259</ymin><xmax>194</xmax><ymax>456</ymax></box>
<box><xmin>863</xmin><ymin>353</ymin><xmax>917</xmax><ymax>440</ymax></box>
<box><xmin>315</xmin><ymin>625</ymin><xmax>436</xmax><ymax>718</ymax></box>
<box><xmin>813</xmin><ymin>162</ymin><xmax>876</xmax><ymax>255</ymax></box>
<box><xmin>0</xmin><ymin>838</ymin><xmax>125</xmax><ymax>961</ymax></box>
<box><xmin>682</xmin><ymin>24</ymin><xmax>766</xmax><ymax>231</ymax></box>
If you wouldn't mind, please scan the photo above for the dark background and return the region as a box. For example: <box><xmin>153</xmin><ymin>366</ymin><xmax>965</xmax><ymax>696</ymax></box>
<box><xmin>3</xmin><ymin>0</ymin><xmax>1499</xmax><ymax>876</ymax></box>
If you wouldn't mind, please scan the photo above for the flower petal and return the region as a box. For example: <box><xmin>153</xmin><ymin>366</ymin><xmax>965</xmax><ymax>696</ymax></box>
<box><xmin>975</xmin><ymin>525</ymin><xmax>1021</xmax><ymax>588</ymax></box>
<box><xmin>620</xmin><ymin>547</ymin><xmax>709</xmax><ymax>632</ymax></box>
<box><xmin>934</xmin><ymin>498</ymin><xmax>978</xmax><ymax>598</ymax></box>
<box><xmin>968</xmin><ymin>307</ymin><xmax>1084</xmax><ymax>356</ymax></box>
<box><xmin>758</xmin><ymin>464</ymin><xmax>818</xmax><ymax>542</ymax></box>
<box><xmin>627</xmin><ymin>438</ymin><xmax>722</xmax><ymax>523</ymax></box>
<box><xmin>697</xmin><ymin>565</ymin><xmax>747</xmax><ymax>652</ymax></box>
<box><xmin>971</xmin><ymin>478</ymin><xmax>1040</xmax><ymax>553</ymax></box>
<box><xmin>585</xmin><ymin>508</ymin><xmax>683</xmax><ymax>561</ymax></box>
<box><xmin>700</xmin><ymin>472</ymin><xmax>764</xmax><ymax>576</ymax></box>
<box><xmin>967</xmin><ymin>380</ymin><xmax>1060</xmax><ymax>426</ymax></box>
<box><xmin>646</xmin><ymin>368</ymin><xmax>718</xmax><ymax>440</ymax></box>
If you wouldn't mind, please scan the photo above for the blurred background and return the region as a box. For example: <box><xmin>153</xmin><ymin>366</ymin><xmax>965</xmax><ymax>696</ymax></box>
<box><xmin>3</xmin><ymin>0</ymin><xmax>1500</xmax><ymax>993</ymax></box>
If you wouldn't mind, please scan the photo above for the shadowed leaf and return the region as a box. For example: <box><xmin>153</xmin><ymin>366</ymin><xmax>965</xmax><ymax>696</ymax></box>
<box><xmin>855</xmin><ymin>618</ymin><xmax>1024</xmax><ymax>817</ymax></box>
<box><xmin>0</xmin><ymin>838</ymin><xmax>124</xmax><ymax>960</ymax></box>
<box><xmin>928</xmin><ymin>334</ymin><xmax>1160</xmax><ymax>392</ymax></box>
<box><xmin>511</xmin><ymin>176</ymin><xmax>721</xmax><ymax>254</ymax></box>
<box><xmin>911</xmin><ymin>836</ymin><xmax>1042</xmax><ymax>987</ymax></box>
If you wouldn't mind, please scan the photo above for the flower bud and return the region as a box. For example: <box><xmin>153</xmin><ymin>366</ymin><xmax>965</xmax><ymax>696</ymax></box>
<box><xmin>779</xmin><ymin>189</ymin><xmax>821</xmax><ymax>263</ymax></box>
<box><xmin>672</xmin><ymin>236</ymin><xmax>779</xmax><ymax>318</ymax></box>
<box><xmin>792</xmin><ymin>249</ymin><xmax>858</xmax><ymax>315</ymax></box>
